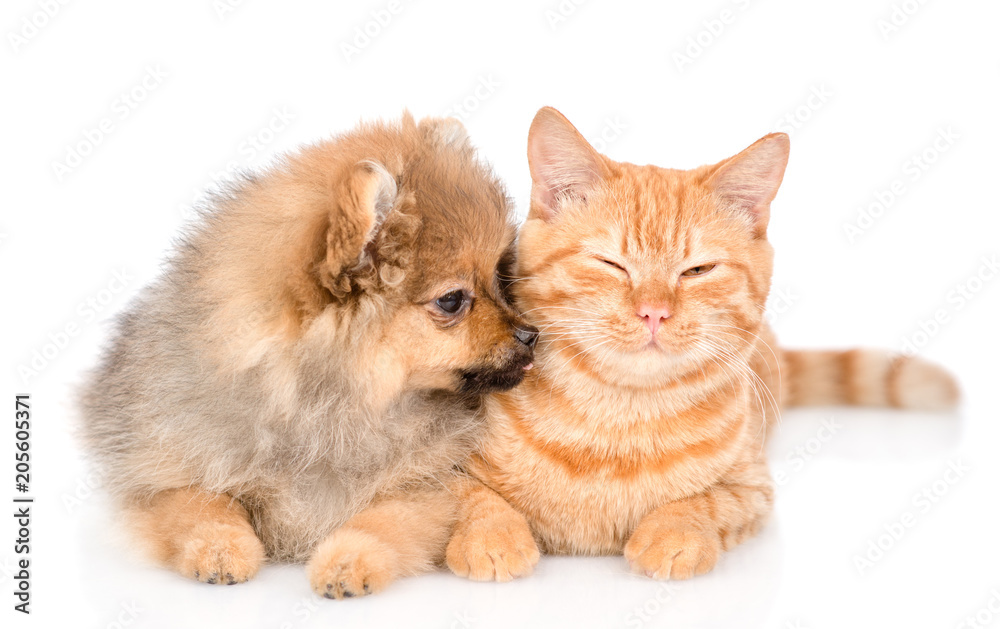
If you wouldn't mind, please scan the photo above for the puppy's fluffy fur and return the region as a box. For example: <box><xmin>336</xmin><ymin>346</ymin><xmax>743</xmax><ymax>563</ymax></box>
<box><xmin>80</xmin><ymin>114</ymin><xmax>536</xmax><ymax>596</ymax></box>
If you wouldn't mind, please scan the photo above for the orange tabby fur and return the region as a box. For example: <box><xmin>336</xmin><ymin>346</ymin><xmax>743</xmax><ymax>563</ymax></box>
<box><xmin>446</xmin><ymin>107</ymin><xmax>959</xmax><ymax>581</ymax></box>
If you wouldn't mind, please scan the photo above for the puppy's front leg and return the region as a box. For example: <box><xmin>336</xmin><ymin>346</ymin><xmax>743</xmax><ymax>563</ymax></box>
<box><xmin>127</xmin><ymin>487</ymin><xmax>265</xmax><ymax>584</ymax></box>
<box><xmin>307</xmin><ymin>488</ymin><xmax>457</xmax><ymax>599</ymax></box>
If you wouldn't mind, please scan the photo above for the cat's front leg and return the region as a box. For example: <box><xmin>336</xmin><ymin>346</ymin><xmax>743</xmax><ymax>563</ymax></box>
<box><xmin>624</xmin><ymin>459</ymin><xmax>774</xmax><ymax>579</ymax></box>
<box><xmin>446</xmin><ymin>475</ymin><xmax>540</xmax><ymax>582</ymax></box>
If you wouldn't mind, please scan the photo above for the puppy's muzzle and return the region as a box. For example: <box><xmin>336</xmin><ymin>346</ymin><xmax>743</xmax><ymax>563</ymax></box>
<box><xmin>459</xmin><ymin>323</ymin><xmax>538</xmax><ymax>395</ymax></box>
<box><xmin>514</xmin><ymin>326</ymin><xmax>539</xmax><ymax>349</ymax></box>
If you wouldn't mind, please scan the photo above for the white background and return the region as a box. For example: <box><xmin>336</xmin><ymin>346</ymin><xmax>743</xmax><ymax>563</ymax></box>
<box><xmin>2</xmin><ymin>1</ymin><xmax>999</xmax><ymax>627</ymax></box>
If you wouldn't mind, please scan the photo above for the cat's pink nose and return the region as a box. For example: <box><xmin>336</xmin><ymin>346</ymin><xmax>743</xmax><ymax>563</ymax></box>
<box><xmin>637</xmin><ymin>304</ymin><xmax>671</xmax><ymax>336</ymax></box>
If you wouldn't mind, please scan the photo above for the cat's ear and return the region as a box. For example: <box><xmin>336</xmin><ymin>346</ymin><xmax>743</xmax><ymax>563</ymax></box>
<box><xmin>527</xmin><ymin>107</ymin><xmax>609</xmax><ymax>221</ymax></box>
<box><xmin>707</xmin><ymin>133</ymin><xmax>789</xmax><ymax>236</ymax></box>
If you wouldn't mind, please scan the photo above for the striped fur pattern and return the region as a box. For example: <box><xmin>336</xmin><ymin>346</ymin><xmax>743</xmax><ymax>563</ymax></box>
<box><xmin>446</xmin><ymin>107</ymin><xmax>959</xmax><ymax>582</ymax></box>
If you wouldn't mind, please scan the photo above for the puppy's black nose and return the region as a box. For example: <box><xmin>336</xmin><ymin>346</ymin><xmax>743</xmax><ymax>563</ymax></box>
<box><xmin>514</xmin><ymin>326</ymin><xmax>539</xmax><ymax>349</ymax></box>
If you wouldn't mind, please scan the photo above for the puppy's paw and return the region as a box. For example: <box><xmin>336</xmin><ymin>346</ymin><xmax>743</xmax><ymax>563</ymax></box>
<box><xmin>177</xmin><ymin>523</ymin><xmax>265</xmax><ymax>585</ymax></box>
<box><xmin>307</xmin><ymin>528</ymin><xmax>397</xmax><ymax>599</ymax></box>
<box><xmin>446</xmin><ymin>514</ymin><xmax>539</xmax><ymax>582</ymax></box>
<box><xmin>624</xmin><ymin>522</ymin><xmax>721</xmax><ymax>580</ymax></box>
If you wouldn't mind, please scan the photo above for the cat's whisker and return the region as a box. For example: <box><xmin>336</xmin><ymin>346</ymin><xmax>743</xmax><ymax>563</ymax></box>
<box><xmin>700</xmin><ymin>326</ymin><xmax>783</xmax><ymax>428</ymax></box>
<box><xmin>693</xmin><ymin>341</ymin><xmax>754</xmax><ymax>424</ymax></box>
<box><xmin>698</xmin><ymin>335</ymin><xmax>780</xmax><ymax>455</ymax></box>
<box><xmin>534</xmin><ymin>322</ymin><xmax>605</xmax><ymax>337</ymax></box>
<box><xmin>696</xmin><ymin>340</ymin><xmax>748</xmax><ymax>395</ymax></box>
<box><xmin>700</xmin><ymin>323</ymin><xmax>783</xmax><ymax>392</ymax></box>
<box><xmin>698</xmin><ymin>325</ymin><xmax>768</xmax><ymax>361</ymax></box>
<box><xmin>536</xmin><ymin>325</ymin><xmax>608</xmax><ymax>342</ymax></box>
<box><xmin>540</xmin><ymin>328</ymin><xmax>600</xmax><ymax>335</ymax></box>
<box><xmin>703</xmin><ymin>334</ymin><xmax>782</xmax><ymax>441</ymax></box>
<box><xmin>519</xmin><ymin>305</ymin><xmax>606</xmax><ymax>317</ymax></box>
<box><xmin>698</xmin><ymin>327</ymin><xmax>777</xmax><ymax>395</ymax></box>
<box><xmin>539</xmin><ymin>336</ymin><xmax>606</xmax><ymax>350</ymax></box>
<box><xmin>499</xmin><ymin>275</ymin><xmax>537</xmax><ymax>286</ymax></box>
<box><xmin>535</xmin><ymin>322</ymin><xmax>601</xmax><ymax>332</ymax></box>
<box><xmin>534</xmin><ymin>318</ymin><xmax>603</xmax><ymax>329</ymax></box>
<box><xmin>699</xmin><ymin>347</ymin><xmax>770</xmax><ymax>458</ymax></box>
<box><xmin>698</xmin><ymin>328</ymin><xmax>781</xmax><ymax>412</ymax></box>
<box><xmin>711</xmin><ymin>357</ymin><xmax>781</xmax><ymax>444</ymax></box>
<box><xmin>708</xmin><ymin>335</ymin><xmax>781</xmax><ymax>442</ymax></box>
<box><xmin>589</xmin><ymin>336</ymin><xmax>623</xmax><ymax>375</ymax></box>
<box><xmin>536</xmin><ymin>327</ymin><xmax>606</xmax><ymax>341</ymax></box>
<box><xmin>536</xmin><ymin>326</ymin><xmax>604</xmax><ymax>337</ymax></box>
<box><xmin>556</xmin><ymin>337</ymin><xmax>618</xmax><ymax>368</ymax></box>
<box><xmin>721</xmin><ymin>347</ymin><xmax>779</xmax><ymax>429</ymax></box>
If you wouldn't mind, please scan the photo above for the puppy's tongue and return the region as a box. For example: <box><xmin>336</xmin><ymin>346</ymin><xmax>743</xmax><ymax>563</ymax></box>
<box><xmin>523</xmin><ymin>363</ymin><xmax>533</xmax><ymax>370</ymax></box>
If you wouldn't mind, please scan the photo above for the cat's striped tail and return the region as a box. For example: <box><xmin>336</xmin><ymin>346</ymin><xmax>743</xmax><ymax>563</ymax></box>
<box><xmin>781</xmin><ymin>349</ymin><xmax>960</xmax><ymax>411</ymax></box>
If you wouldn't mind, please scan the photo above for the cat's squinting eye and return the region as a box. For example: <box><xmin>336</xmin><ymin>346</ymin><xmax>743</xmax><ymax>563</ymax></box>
<box><xmin>598</xmin><ymin>258</ymin><xmax>627</xmax><ymax>273</ymax></box>
<box><xmin>682</xmin><ymin>264</ymin><xmax>717</xmax><ymax>277</ymax></box>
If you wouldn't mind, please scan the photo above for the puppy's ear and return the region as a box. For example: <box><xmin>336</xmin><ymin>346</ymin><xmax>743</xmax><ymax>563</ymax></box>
<box><xmin>418</xmin><ymin>116</ymin><xmax>470</xmax><ymax>150</ymax></box>
<box><xmin>319</xmin><ymin>160</ymin><xmax>398</xmax><ymax>297</ymax></box>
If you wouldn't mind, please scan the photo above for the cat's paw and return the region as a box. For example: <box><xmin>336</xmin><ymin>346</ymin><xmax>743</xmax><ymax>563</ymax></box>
<box><xmin>624</xmin><ymin>523</ymin><xmax>721</xmax><ymax>580</ymax></box>
<box><xmin>719</xmin><ymin>518</ymin><xmax>764</xmax><ymax>551</ymax></box>
<box><xmin>307</xmin><ymin>528</ymin><xmax>397</xmax><ymax>599</ymax></box>
<box><xmin>447</xmin><ymin>514</ymin><xmax>540</xmax><ymax>582</ymax></box>
<box><xmin>177</xmin><ymin>523</ymin><xmax>265</xmax><ymax>585</ymax></box>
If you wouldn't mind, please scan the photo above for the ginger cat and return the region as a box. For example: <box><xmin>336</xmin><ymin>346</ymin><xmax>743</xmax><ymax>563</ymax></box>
<box><xmin>445</xmin><ymin>107</ymin><xmax>959</xmax><ymax>581</ymax></box>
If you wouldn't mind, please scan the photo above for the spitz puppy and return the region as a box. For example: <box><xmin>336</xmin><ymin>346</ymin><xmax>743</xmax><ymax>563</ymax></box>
<box><xmin>80</xmin><ymin>114</ymin><xmax>538</xmax><ymax>598</ymax></box>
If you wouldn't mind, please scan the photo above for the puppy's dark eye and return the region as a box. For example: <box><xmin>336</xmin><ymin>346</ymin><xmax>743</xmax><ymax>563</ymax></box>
<box><xmin>435</xmin><ymin>290</ymin><xmax>467</xmax><ymax>315</ymax></box>
<box><xmin>682</xmin><ymin>264</ymin><xmax>717</xmax><ymax>277</ymax></box>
